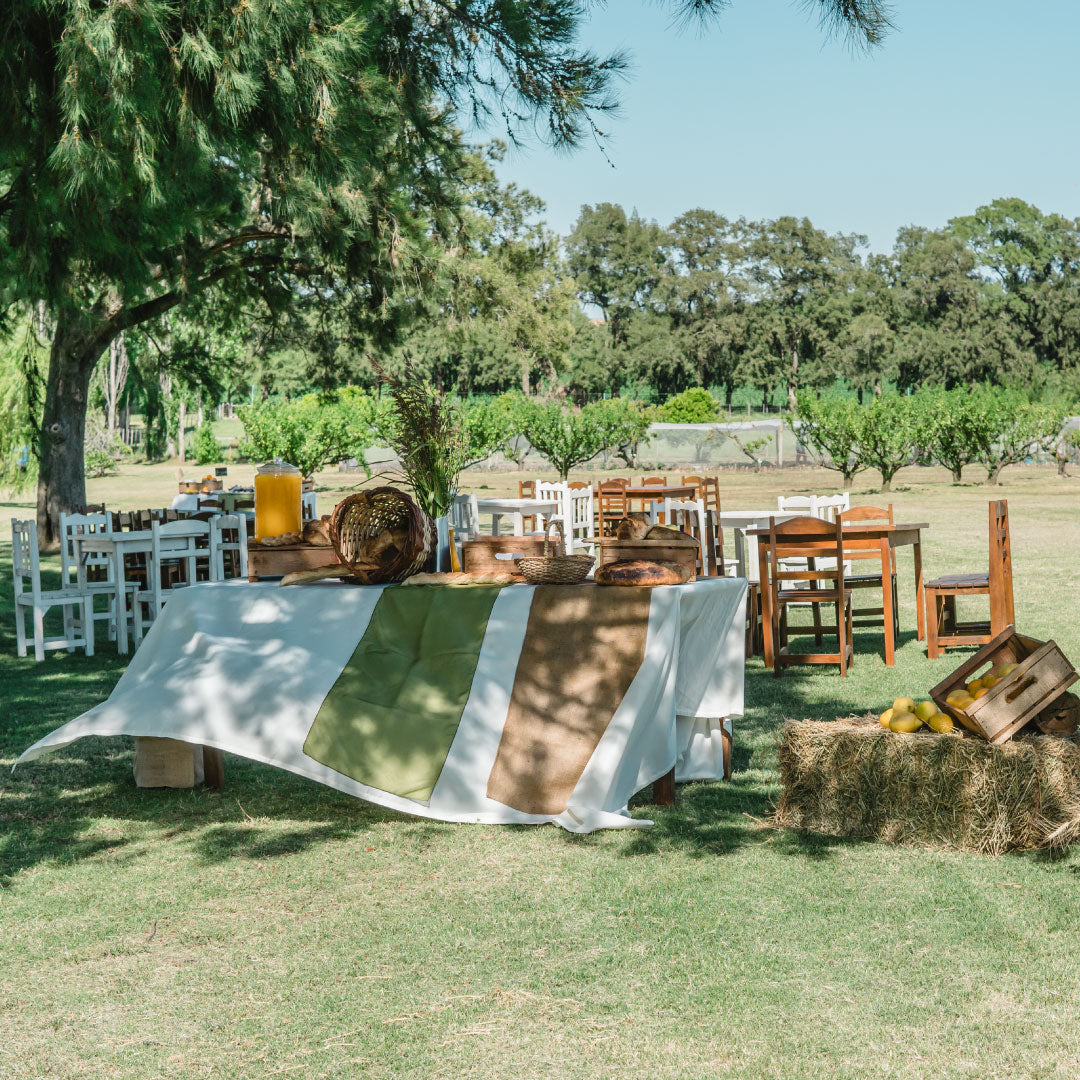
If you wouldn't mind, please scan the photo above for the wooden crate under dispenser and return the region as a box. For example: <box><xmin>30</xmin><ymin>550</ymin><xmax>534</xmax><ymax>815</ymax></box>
<box><xmin>248</xmin><ymin>542</ymin><xmax>340</xmax><ymax>582</ymax></box>
<box><xmin>461</xmin><ymin>535</ymin><xmax>561</xmax><ymax>578</ymax></box>
<box><xmin>597</xmin><ymin>535</ymin><xmax>699</xmax><ymax>582</ymax></box>
<box><xmin>930</xmin><ymin>625</ymin><xmax>1078</xmax><ymax>744</ymax></box>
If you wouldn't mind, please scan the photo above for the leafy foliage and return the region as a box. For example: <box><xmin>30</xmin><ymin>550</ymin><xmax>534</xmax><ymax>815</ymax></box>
<box><xmin>238</xmin><ymin>391</ymin><xmax>377</xmax><ymax>480</ymax></box>
<box><xmin>191</xmin><ymin>421</ymin><xmax>223</xmax><ymax>466</ymax></box>
<box><xmin>655</xmin><ymin>388</ymin><xmax>720</xmax><ymax>424</ymax></box>
<box><xmin>793</xmin><ymin>392</ymin><xmax>867</xmax><ymax>484</ymax></box>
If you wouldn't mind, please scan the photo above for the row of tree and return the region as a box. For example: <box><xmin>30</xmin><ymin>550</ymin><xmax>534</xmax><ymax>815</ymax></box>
<box><xmin>794</xmin><ymin>387</ymin><xmax>1077</xmax><ymax>490</ymax></box>
<box><xmin>383</xmin><ymin>192</ymin><xmax>1080</xmax><ymax>408</ymax></box>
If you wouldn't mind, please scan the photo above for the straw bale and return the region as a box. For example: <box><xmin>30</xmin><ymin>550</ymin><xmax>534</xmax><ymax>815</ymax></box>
<box><xmin>773</xmin><ymin>717</ymin><xmax>1080</xmax><ymax>855</ymax></box>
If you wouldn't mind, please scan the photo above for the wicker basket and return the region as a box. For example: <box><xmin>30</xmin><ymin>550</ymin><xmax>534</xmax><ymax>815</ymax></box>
<box><xmin>328</xmin><ymin>488</ymin><xmax>435</xmax><ymax>584</ymax></box>
<box><xmin>516</xmin><ymin>521</ymin><xmax>594</xmax><ymax>585</ymax></box>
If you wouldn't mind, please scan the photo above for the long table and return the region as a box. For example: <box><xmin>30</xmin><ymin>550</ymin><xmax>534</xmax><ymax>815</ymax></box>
<box><xmin>18</xmin><ymin>577</ymin><xmax>748</xmax><ymax>833</ymax></box>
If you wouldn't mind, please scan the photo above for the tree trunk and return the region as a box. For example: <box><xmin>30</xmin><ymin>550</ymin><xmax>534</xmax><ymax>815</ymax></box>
<box><xmin>520</xmin><ymin>367</ymin><xmax>530</xmax><ymax>395</ymax></box>
<box><xmin>36</xmin><ymin>316</ymin><xmax>104</xmax><ymax>547</ymax></box>
<box><xmin>951</xmin><ymin>467</ymin><xmax>963</xmax><ymax>483</ymax></box>
<box><xmin>881</xmin><ymin>475</ymin><xmax>892</xmax><ymax>492</ymax></box>
<box><xmin>178</xmin><ymin>399</ymin><xmax>187</xmax><ymax>463</ymax></box>
<box><xmin>786</xmin><ymin>345</ymin><xmax>799</xmax><ymax>411</ymax></box>
<box><xmin>985</xmin><ymin>464</ymin><xmax>1002</xmax><ymax>486</ymax></box>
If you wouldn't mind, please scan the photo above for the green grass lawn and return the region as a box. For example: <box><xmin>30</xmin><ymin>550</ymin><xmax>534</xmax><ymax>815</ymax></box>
<box><xmin>3</xmin><ymin>463</ymin><xmax>1080</xmax><ymax>1079</ymax></box>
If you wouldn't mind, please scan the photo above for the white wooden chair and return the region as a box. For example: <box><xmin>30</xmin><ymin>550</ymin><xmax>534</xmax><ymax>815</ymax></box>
<box><xmin>777</xmin><ymin>493</ymin><xmax>851</xmax><ymax>585</ymax></box>
<box><xmin>565</xmin><ymin>484</ymin><xmax>595</xmax><ymax>554</ymax></box>
<box><xmin>210</xmin><ymin>514</ymin><xmax>249</xmax><ymax>581</ymax></box>
<box><xmin>12</xmin><ymin>519</ymin><xmax>94</xmax><ymax>662</ymax></box>
<box><xmin>664</xmin><ymin>497</ymin><xmax>709</xmax><ymax>575</ymax></box>
<box><xmin>535</xmin><ymin>480</ymin><xmax>576</xmax><ymax>549</ymax></box>
<box><xmin>59</xmin><ymin>511</ymin><xmax>143</xmax><ymax>645</ymax></box>
<box><xmin>450</xmin><ymin>493</ymin><xmax>480</xmax><ymax>541</ymax></box>
<box><xmin>138</xmin><ymin>519</ymin><xmax>214</xmax><ymax>622</ymax></box>
<box><xmin>777</xmin><ymin>492</ymin><xmax>851</xmax><ymax>522</ymax></box>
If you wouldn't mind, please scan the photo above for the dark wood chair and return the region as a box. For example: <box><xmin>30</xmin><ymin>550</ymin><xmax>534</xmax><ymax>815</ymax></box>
<box><xmin>681</xmin><ymin>475</ymin><xmax>721</xmax><ymax>515</ymax></box>
<box><xmin>765</xmin><ymin>515</ymin><xmax>854</xmax><ymax>678</ymax></box>
<box><xmin>518</xmin><ymin>479</ymin><xmax>536</xmax><ymax>533</ymax></box>
<box><xmin>597</xmin><ymin>483</ymin><xmax>629</xmax><ymax>536</ymax></box>
<box><xmin>925</xmin><ymin>500</ymin><xmax>1014</xmax><ymax>658</ymax></box>
<box><xmin>838</xmin><ymin>504</ymin><xmax>899</xmax><ymax>639</ymax></box>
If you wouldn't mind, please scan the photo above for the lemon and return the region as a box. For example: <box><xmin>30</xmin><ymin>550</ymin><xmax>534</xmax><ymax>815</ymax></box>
<box><xmin>973</xmin><ymin>686</ymin><xmax>989</xmax><ymax>699</ymax></box>
<box><xmin>893</xmin><ymin>696</ymin><xmax>916</xmax><ymax>714</ymax></box>
<box><xmin>879</xmin><ymin>707</ymin><xmax>894</xmax><ymax>729</ymax></box>
<box><xmin>981</xmin><ymin>674</ymin><xmax>1001</xmax><ymax>689</ymax></box>
<box><xmin>914</xmin><ymin>701</ymin><xmax>938</xmax><ymax>722</ymax></box>
<box><xmin>927</xmin><ymin>713</ymin><xmax>954</xmax><ymax>734</ymax></box>
<box><xmin>966</xmin><ymin>678</ymin><xmax>983</xmax><ymax>695</ymax></box>
<box><xmin>949</xmin><ymin>691</ymin><xmax>975</xmax><ymax>710</ymax></box>
<box><xmin>890</xmin><ymin>713</ymin><xmax>923</xmax><ymax>734</ymax></box>
<box><xmin>945</xmin><ymin>689</ymin><xmax>969</xmax><ymax>707</ymax></box>
<box><xmin>997</xmin><ymin>662</ymin><xmax>1019</xmax><ymax>677</ymax></box>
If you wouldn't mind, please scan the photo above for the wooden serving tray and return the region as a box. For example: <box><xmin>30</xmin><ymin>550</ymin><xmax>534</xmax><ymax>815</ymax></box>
<box><xmin>930</xmin><ymin>626</ymin><xmax>1078</xmax><ymax>743</ymax></box>
<box><xmin>248</xmin><ymin>542</ymin><xmax>340</xmax><ymax>582</ymax></box>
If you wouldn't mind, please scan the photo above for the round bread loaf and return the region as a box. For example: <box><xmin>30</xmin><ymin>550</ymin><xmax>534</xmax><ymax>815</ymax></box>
<box><xmin>595</xmin><ymin>559</ymin><xmax>693</xmax><ymax>586</ymax></box>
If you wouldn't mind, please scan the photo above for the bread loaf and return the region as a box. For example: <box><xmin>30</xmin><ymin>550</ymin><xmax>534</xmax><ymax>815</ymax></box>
<box><xmin>614</xmin><ymin>514</ymin><xmax>651</xmax><ymax>540</ymax></box>
<box><xmin>594</xmin><ymin>559</ymin><xmax>693</xmax><ymax>586</ymax></box>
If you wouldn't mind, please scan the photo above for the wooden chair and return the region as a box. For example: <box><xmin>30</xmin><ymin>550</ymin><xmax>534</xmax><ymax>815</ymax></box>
<box><xmin>59</xmin><ymin>511</ymin><xmax>141</xmax><ymax>644</ymax></box>
<box><xmin>641</xmin><ymin>475</ymin><xmax>667</xmax><ymax>487</ymax></box>
<box><xmin>76</xmin><ymin>503</ymin><xmax>106</xmax><ymax>515</ymax></box>
<box><xmin>597</xmin><ymin>484</ymin><xmax>629</xmax><ymax>536</ymax></box>
<box><xmin>210</xmin><ymin>514</ymin><xmax>250</xmax><ymax>581</ymax></box>
<box><xmin>519</xmin><ymin>479</ymin><xmax>536</xmax><ymax>533</ymax></box>
<box><xmin>764</xmin><ymin>516</ymin><xmax>853</xmax><ymax>678</ymax></box>
<box><xmin>12</xmin><ymin>519</ymin><xmax>94</xmax><ymax>662</ymax></box>
<box><xmin>681</xmin><ymin>475</ymin><xmax>721</xmax><ymax>514</ymax></box>
<box><xmin>838</xmin><ymin>504</ymin><xmax>899</xmax><ymax>639</ymax></box>
<box><xmin>925</xmin><ymin>500</ymin><xmax>1014</xmax><ymax>658</ymax></box>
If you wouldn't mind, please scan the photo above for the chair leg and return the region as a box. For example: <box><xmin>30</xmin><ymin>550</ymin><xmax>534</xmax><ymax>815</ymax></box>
<box><xmin>837</xmin><ymin>600</ymin><xmax>847</xmax><ymax>677</ymax></box>
<box><xmin>926</xmin><ymin>589</ymin><xmax>941</xmax><ymax>659</ymax></box>
<box><xmin>15</xmin><ymin>602</ymin><xmax>28</xmax><ymax>658</ymax></box>
<box><xmin>846</xmin><ymin>598</ymin><xmax>854</xmax><ymax>669</ymax></box>
<box><xmin>82</xmin><ymin>597</ymin><xmax>94</xmax><ymax>657</ymax></box>
<box><xmin>773</xmin><ymin>603</ymin><xmax>783</xmax><ymax>678</ymax></box>
<box><xmin>811</xmin><ymin>601</ymin><xmax>823</xmax><ymax>646</ymax></box>
<box><xmin>33</xmin><ymin>606</ymin><xmax>46</xmax><ymax>663</ymax></box>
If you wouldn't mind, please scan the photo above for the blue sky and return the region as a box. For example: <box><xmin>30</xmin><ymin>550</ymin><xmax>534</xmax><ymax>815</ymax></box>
<box><xmin>491</xmin><ymin>0</ymin><xmax>1080</xmax><ymax>254</ymax></box>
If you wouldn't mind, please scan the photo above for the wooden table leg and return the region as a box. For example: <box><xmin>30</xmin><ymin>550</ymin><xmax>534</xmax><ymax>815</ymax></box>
<box><xmin>202</xmin><ymin>746</ymin><xmax>226</xmax><ymax>790</ymax></box>
<box><xmin>913</xmin><ymin>537</ymin><xmax>925</xmax><ymax>641</ymax></box>
<box><xmin>758</xmin><ymin>537</ymin><xmax>774</xmax><ymax>667</ymax></box>
<box><xmin>652</xmin><ymin>768</ymin><xmax>675</xmax><ymax>806</ymax></box>
<box><xmin>880</xmin><ymin>537</ymin><xmax>895</xmax><ymax>666</ymax></box>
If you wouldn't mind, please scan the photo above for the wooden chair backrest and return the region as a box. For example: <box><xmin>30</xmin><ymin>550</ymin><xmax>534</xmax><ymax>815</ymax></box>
<box><xmin>681</xmin><ymin>475</ymin><xmax>720</xmax><ymax>513</ymax></box>
<box><xmin>566</xmin><ymin>480</ymin><xmax>590</xmax><ymax>490</ymax></box>
<box><xmin>518</xmin><ymin>480</ymin><xmax>535</xmax><ymax>499</ymax></box>
<box><xmin>766</xmin><ymin>516</ymin><xmax>846</xmax><ymax>595</ymax></box>
<box><xmin>77</xmin><ymin>503</ymin><xmax>106</xmax><ymax>515</ymax></box>
<box><xmin>990</xmin><ymin>499</ymin><xmax>1014</xmax><ymax>630</ymax></box>
<box><xmin>597</xmin><ymin>477</ymin><xmax>629</xmax><ymax>490</ymax></box>
<box><xmin>641</xmin><ymin>476</ymin><xmax>666</xmax><ymax>487</ymax></box>
<box><xmin>839</xmin><ymin>504</ymin><xmax>895</xmax><ymax>568</ymax></box>
<box><xmin>597</xmin><ymin>488</ymin><xmax>628</xmax><ymax>535</ymax></box>
<box><xmin>11</xmin><ymin>519</ymin><xmax>42</xmax><ymax>598</ymax></box>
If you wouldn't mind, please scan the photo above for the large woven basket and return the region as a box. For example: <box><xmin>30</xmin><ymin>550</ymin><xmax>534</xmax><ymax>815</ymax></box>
<box><xmin>516</xmin><ymin>521</ymin><xmax>594</xmax><ymax>585</ymax></box>
<box><xmin>328</xmin><ymin>488</ymin><xmax>435</xmax><ymax>584</ymax></box>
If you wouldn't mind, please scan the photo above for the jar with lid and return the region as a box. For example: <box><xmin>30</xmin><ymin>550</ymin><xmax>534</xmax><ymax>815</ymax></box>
<box><xmin>254</xmin><ymin>457</ymin><xmax>302</xmax><ymax>543</ymax></box>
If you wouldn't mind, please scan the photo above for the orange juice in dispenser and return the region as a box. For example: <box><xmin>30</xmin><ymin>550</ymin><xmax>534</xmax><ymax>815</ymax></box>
<box><xmin>254</xmin><ymin>457</ymin><xmax>302</xmax><ymax>543</ymax></box>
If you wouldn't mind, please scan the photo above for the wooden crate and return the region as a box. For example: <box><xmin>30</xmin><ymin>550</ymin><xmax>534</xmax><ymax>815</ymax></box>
<box><xmin>248</xmin><ymin>542</ymin><xmax>340</xmax><ymax>582</ymax></box>
<box><xmin>930</xmin><ymin>626</ymin><xmax>1078</xmax><ymax>744</ymax></box>
<box><xmin>461</xmin><ymin>535</ymin><xmax>560</xmax><ymax>578</ymax></box>
<box><xmin>597</xmin><ymin>536</ymin><xmax>699</xmax><ymax>582</ymax></box>
<box><xmin>134</xmin><ymin>737</ymin><xmax>204</xmax><ymax>788</ymax></box>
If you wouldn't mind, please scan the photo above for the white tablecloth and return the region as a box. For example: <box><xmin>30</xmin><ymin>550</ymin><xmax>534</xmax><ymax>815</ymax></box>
<box><xmin>18</xmin><ymin>578</ymin><xmax>747</xmax><ymax>832</ymax></box>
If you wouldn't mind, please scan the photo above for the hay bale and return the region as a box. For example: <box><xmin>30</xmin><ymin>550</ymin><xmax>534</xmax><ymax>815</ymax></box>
<box><xmin>773</xmin><ymin>718</ymin><xmax>1080</xmax><ymax>855</ymax></box>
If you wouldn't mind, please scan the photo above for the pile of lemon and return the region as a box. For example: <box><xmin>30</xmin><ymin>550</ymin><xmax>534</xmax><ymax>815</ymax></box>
<box><xmin>941</xmin><ymin>663</ymin><xmax>1019</xmax><ymax>712</ymax></box>
<box><xmin>879</xmin><ymin>697</ymin><xmax>955</xmax><ymax>735</ymax></box>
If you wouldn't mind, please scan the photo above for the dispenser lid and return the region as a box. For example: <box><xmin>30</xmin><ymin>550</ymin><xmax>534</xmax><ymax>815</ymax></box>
<box><xmin>256</xmin><ymin>456</ymin><xmax>301</xmax><ymax>476</ymax></box>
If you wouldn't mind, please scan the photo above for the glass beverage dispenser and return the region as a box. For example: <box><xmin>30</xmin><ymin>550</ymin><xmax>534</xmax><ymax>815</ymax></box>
<box><xmin>254</xmin><ymin>457</ymin><xmax>302</xmax><ymax>543</ymax></box>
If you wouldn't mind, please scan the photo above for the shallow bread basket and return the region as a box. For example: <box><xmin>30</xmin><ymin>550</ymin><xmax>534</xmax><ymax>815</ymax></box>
<box><xmin>516</xmin><ymin>520</ymin><xmax>594</xmax><ymax>585</ymax></box>
<box><xmin>328</xmin><ymin>487</ymin><xmax>435</xmax><ymax>584</ymax></box>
